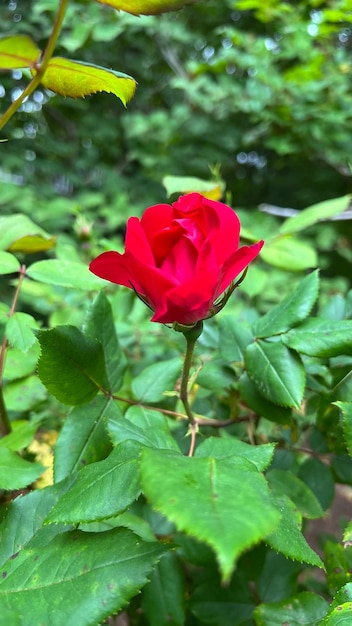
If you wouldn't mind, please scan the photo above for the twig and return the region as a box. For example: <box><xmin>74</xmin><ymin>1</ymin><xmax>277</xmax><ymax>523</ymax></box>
<box><xmin>0</xmin><ymin>0</ymin><xmax>68</xmax><ymax>131</ymax></box>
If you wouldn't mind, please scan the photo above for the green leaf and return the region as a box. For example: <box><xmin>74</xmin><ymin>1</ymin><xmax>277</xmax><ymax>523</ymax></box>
<box><xmin>6</xmin><ymin>312</ymin><xmax>38</xmax><ymax>351</ymax></box>
<box><xmin>257</xmin><ymin>552</ymin><xmax>301</xmax><ymax>604</ymax></box>
<box><xmin>324</xmin><ymin>540</ymin><xmax>352</xmax><ymax>594</ymax></box>
<box><xmin>27</xmin><ymin>259</ymin><xmax>108</xmax><ymax>290</ymax></box>
<box><xmin>344</xmin><ymin>520</ymin><xmax>352</xmax><ymax>545</ymax></box>
<box><xmin>142</xmin><ymin>552</ymin><xmax>185</xmax><ymax>626</ymax></box>
<box><xmin>253</xmin><ymin>271</ymin><xmax>319</xmax><ymax>338</ymax></box>
<box><xmin>3</xmin><ymin>346</ymin><xmax>40</xmax><ymax>382</ymax></box>
<box><xmin>40</xmin><ymin>58</ymin><xmax>136</xmax><ymax>105</ymax></box>
<box><xmin>162</xmin><ymin>175</ymin><xmax>224</xmax><ymax>200</ymax></box>
<box><xmin>196</xmin><ymin>359</ymin><xmax>234</xmax><ymax>390</ymax></box>
<box><xmin>321</xmin><ymin>583</ymin><xmax>352</xmax><ymax>625</ymax></box>
<box><xmin>107</xmin><ymin>405</ymin><xmax>180</xmax><ymax>451</ymax></box>
<box><xmin>266</xmin><ymin>495</ymin><xmax>323</xmax><ymax>568</ymax></box>
<box><xmin>0</xmin><ymin>214</ymin><xmax>55</xmax><ymax>253</ymax></box>
<box><xmin>0</xmin><ymin>448</ymin><xmax>44</xmax><ymax>490</ymax></box>
<box><xmin>238</xmin><ymin>373</ymin><xmax>292</xmax><ymax>424</ymax></box>
<box><xmin>336</xmin><ymin>402</ymin><xmax>352</xmax><ymax>458</ymax></box>
<box><xmin>282</xmin><ymin>319</ymin><xmax>352</xmax><ymax>357</ymax></box>
<box><xmin>80</xmin><ymin>511</ymin><xmax>156</xmax><ymax>543</ymax></box>
<box><xmin>0</xmin><ymin>251</ymin><xmax>20</xmax><ymax>274</ymax></box>
<box><xmin>254</xmin><ymin>591</ymin><xmax>328</xmax><ymax>626</ymax></box>
<box><xmin>46</xmin><ymin>440</ymin><xmax>141</xmax><ymax>524</ymax></box>
<box><xmin>195</xmin><ymin>436</ymin><xmax>275</xmax><ymax>472</ymax></box>
<box><xmin>140</xmin><ymin>448</ymin><xmax>280</xmax><ymax>582</ymax></box>
<box><xmin>0</xmin><ymin>477</ymin><xmax>76</xmax><ymax>566</ymax></box>
<box><xmin>0</xmin><ymin>419</ymin><xmax>42</xmax><ymax>452</ymax></box>
<box><xmin>298</xmin><ymin>457</ymin><xmax>335</xmax><ymax>512</ymax></box>
<box><xmin>190</xmin><ymin>569</ymin><xmax>255</xmax><ymax>626</ymax></box>
<box><xmin>3</xmin><ymin>375</ymin><xmax>47</xmax><ymax>412</ymax></box>
<box><xmin>244</xmin><ymin>340</ymin><xmax>305</xmax><ymax>408</ymax></box>
<box><xmin>96</xmin><ymin>0</ymin><xmax>198</xmax><ymax>16</ymax></box>
<box><xmin>37</xmin><ymin>326</ymin><xmax>108</xmax><ymax>405</ymax></box>
<box><xmin>280</xmin><ymin>195</ymin><xmax>351</xmax><ymax>235</ymax></box>
<box><xmin>267</xmin><ymin>469</ymin><xmax>323</xmax><ymax>519</ymax></box>
<box><xmin>54</xmin><ymin>396</ymin><xmax>117</xmax><ymax>482</ymax></box>
<box><xmin>218</xmin><ymin>316</ymin><xmax>254</xmax><ymax>363</ymax></box>
<box><xmin>83</xmin><ymin>291</ymin><xmax>126</xmax><ymax>392</ymax></box>
<box><xmin>132</xmin><ymin>358</ymin><xmax>181</xmax><ymax>402</ymax></box>
<box><xmin>0</xmin><ymin>528</ymin><xmax>167</xmax><ymax>626</ymax></box>
<box><xmin>0</xmin><ymin>34</ymin><xmax>40</xmax><ymax>69</ymax></box>
<box><xmin>260</xmin><ymin>236</ymin><xmax>317</xmax><ymax>271</ymax></box>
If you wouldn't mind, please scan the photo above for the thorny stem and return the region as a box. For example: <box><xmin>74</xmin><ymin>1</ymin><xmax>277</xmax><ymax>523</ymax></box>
<box><xmin>0</xmin><ymin>0</ymin><xmax>69</xmax><ymax>131</ymax></box>
<box><xmin>179</xmin><ymin>321</ymin><xmax>204</xmax><ymax>456</ymax></box>
<box><xmin>179</xmin><ymin>322</ymin><xmax>203</xmax><ymax>426</ymax></box>
<box><xmin>0</xmin><ymin>265</ymin><xmax>27</xmax><ymax>436</ymax></box>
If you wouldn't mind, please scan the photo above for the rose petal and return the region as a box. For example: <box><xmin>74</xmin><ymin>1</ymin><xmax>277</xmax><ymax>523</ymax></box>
<box><xmin>89</xmin><ymin>249</ymin><xmax>176</xmax><ymax>310</ymax></box>
<box><xmin>140</xmin><ymin>204</ymin><xmax>174</xmax><ymax>246</ymax></box>
<box><xmin>125</xmin><ymin>216</ymin><xmax>155</xmax><ymax>265</ymax></box>
<box><xmin>152</xmin><ymin>269</ymin><xmax>219</xmax><ymax>325</ymax></box>
<box><xmin>202</xmin><ymin>198</ymin><xmax>241</xmax><ymax>264</ymax></box>
<box><xmin>160</xmin><ymin>235</ymin><xmax>199</xmax><ymax>282</ymax></box>
<box><xmin>215</xmin><ymin>240</ymin><xmax>264</xmax><ymax>298</ymax></box>
<box><xmin>89</xmin><ymin>251</ymin><xmax>131</xmax><ymax>288</ymax></box>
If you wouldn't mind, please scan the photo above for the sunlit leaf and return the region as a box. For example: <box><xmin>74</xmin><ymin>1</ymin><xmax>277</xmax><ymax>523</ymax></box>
<box><xmin>0</xmin><ymin>214</ymin><xmax>55</xmax><ymax>253</ymax></box>
<box><xmin>0</xmin><ymin>34</ymin><xmax>40</xmax><ymax>70</ymax></box>
<box><xmin>162</xmin><ymin>175</ymin><xmax>224</xmax><ymax>200</ymax></box>
<box><xmin>96</xmin><ymin>0</ymin><xmax>198</xmax><ymax>16</ymax></box>
<box><xmin>39</xmin><ymin>58</ymin><xmax>136</xmax><ymax>105</ymax></box>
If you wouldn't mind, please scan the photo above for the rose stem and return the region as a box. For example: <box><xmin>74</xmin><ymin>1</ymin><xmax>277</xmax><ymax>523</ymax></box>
<box><xmin>179</xmin><ymin>321</ymin><xmax>203</xmax><ymax>455</ymax></box>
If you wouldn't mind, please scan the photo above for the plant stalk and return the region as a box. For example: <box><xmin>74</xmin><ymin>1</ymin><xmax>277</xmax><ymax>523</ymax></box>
<box><xmin>179</xmin><ymin>322</ymin><xmax>203</xmax><ymax>426</ymax></box>
<box><xmin>0</xmin><ymin>0</ymin><xmax>69</xmax><ymax>131</ymax></box>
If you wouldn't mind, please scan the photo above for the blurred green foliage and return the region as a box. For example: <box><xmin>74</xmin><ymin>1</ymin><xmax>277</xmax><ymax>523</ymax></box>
<box><xmin>1</xmin><ymin>0</ymin><xmax>352</xmax><ymax>211</ymax></box>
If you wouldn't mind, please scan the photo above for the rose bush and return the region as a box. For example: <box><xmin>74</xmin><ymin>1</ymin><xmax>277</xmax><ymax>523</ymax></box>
<box><xmin>89</xmin><ymin>193</ymin><xmax>264</xmax><ymax>325</ymax></box>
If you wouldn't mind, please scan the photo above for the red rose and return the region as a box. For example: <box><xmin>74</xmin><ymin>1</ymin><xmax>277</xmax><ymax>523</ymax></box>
<box><xmin>89</xmin><ymin>193</ymin><xmax>264</xmax><ymax>326</ymax></box>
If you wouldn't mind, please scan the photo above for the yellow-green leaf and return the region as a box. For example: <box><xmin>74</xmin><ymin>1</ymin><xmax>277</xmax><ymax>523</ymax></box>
<box><xmin>162</xmin><ymin>175</ymin><xmax>224</xmax><ymax>200</ymax></box>
<box><xmin>0</xmin><ymin>214</ymin><xmax>56</xmax><ymax>254</ymax></box>
<box><xmin>0</xmin><ymin>34</ymin><xmax>40</xmax><ymax>70</ymax></box>
<box><xmin>96</xmin><ymin>0</ymin><xmax>197</xmax><ymax>15</ymax></box>
<box><xmin>9</xmin><ymin>235</ymin><xmax>56</xmax><ymax>254</ymax></box>
<box><xmin>39</xmin><ymin>58</ymin><xmax>136</xmax><ymax>105</ymax></box>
